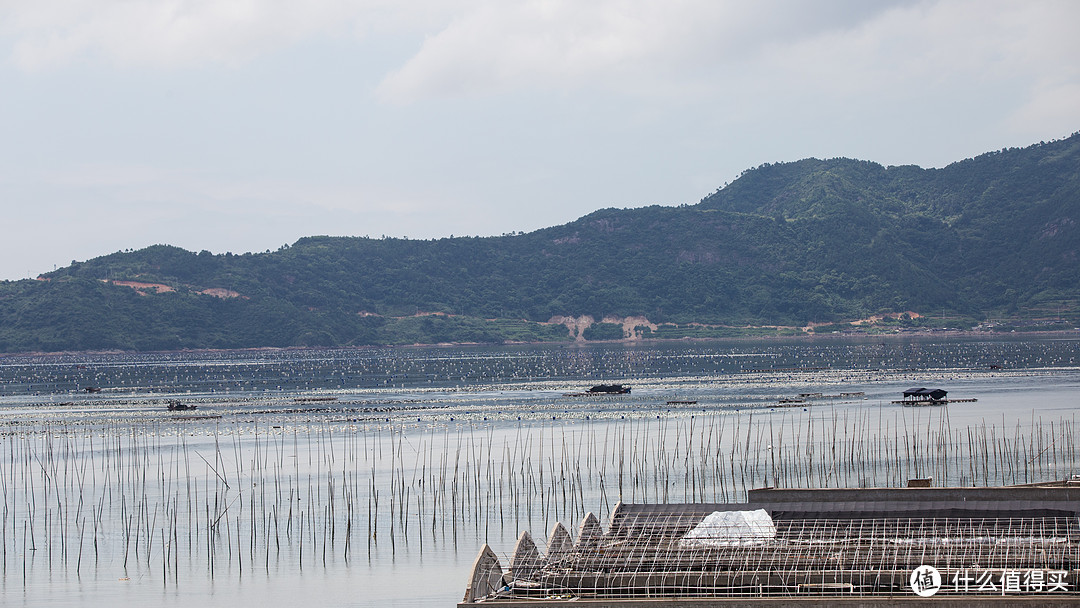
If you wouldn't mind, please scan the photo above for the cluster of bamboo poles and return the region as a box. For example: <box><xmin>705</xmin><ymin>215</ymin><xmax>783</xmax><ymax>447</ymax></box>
<box><xmin>0</xmin><ymin>407</ymin><xmax>1077</xmax><ymax>585</ymax></box>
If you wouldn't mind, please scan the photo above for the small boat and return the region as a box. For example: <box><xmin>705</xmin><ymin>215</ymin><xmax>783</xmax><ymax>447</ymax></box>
<box><xmin>167</xmin><ymin>400</ymin><xmax>197</xmax><ymax>412</ymax></box>
<box><xmin>587</xmin><ymin>384</ymin><xmax>631</xmax><ymax>394</ymax></box>
<box><xmin>84</xmin><ymin>386</ymin><xmax>102</xmax><ymax>393</ymax></box>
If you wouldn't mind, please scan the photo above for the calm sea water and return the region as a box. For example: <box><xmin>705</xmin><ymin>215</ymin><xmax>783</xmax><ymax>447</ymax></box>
<box><xmin>0</xmin><ymin>335</ymin><xmax>1078</xmax><ymax>607</ymax></box>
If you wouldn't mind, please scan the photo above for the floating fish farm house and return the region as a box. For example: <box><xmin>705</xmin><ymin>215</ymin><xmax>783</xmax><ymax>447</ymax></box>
<box><xmin>460</xmin><ymin>483</ymin><xmax>1080</xmax><ymax>606</ymax></box>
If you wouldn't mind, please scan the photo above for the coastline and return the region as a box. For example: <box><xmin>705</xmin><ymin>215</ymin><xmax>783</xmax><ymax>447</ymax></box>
<box><xmin>1</xmin><ymin>327</ymin><xmax>1076</xmax><ymax>360</ymax></box>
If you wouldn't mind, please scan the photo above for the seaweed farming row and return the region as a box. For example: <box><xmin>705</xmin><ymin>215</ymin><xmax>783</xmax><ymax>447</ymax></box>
<box><xmin>1</xmin><ymin>339</ymin><xmax>1077</xmax><ymax>605</ymax></box>
<box><xmin>2</xmin><ymin>405</ymin><xmax>1077</xmax><ymax>587</ymax></box>
<box><xmin>2</xmin><ymin>336</ymin><xmax>1077</xmax><ymax>397</ymax></box>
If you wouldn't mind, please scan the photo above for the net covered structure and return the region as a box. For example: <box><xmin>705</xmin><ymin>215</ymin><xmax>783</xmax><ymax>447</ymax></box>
<box><xmin>460</xmin><ymin>484</ymin><xmax>1080</xmax><ymax>605</ymax></box>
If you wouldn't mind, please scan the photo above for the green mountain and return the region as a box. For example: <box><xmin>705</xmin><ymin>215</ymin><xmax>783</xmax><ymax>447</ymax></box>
<box><xmin>2</xmin><ymin>132</ymin><xmax>1078</xmax><ymax>352</ymax></box>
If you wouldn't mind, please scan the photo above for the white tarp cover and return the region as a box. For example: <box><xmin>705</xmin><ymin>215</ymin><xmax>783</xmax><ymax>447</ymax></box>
<box><xmin>678</xmin><ymin>509</ymin><xmax>777</xmax><ymax>548</ymax></box>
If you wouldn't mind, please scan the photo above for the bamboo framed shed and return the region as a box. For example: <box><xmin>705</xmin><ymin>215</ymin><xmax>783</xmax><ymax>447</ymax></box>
<box><xmin>460</xmin><ymin>483</ymin><xmax>1080</xmax><ymax>606</ymax></box>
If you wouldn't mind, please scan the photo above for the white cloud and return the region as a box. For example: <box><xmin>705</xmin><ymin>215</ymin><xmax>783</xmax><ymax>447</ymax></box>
<box><xmin>768</xmin><ymin>1</ymin><xmax>1078</xmax><ymax>90</ymax></box>
<box><xmin>7</xmin><ymin>0</ymin><xmax>1076</xmax><ymax>123</ymax></box>
<box><xmin>1</xmin><ymin>0</ymin><xmax>415</xmax><ymax>70</ymax></box>
<box><xmin>375</xmin><ymin>0</ymin><xmax>909</xmax><ymax>103</ymax></box>
<box><xmin>1</xmin><ymin>1</ymin><xmax>912</xmax><ymax>80</ymax></box>
<box><xmin>746</xmin><ymin>0</ymin><xmax>1080</xmax><ymax>144</ymax></box>
<box><xmin>374</xmin><ymin>0</ymin><xmax>1080</xmax><ymax>111</ymax></box>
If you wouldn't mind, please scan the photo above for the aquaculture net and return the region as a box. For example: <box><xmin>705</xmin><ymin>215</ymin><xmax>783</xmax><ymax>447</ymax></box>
<box><xmin>491</xmin><ymin>511</ymin><xmax>1080</xmax><ymax>600</ymax></box>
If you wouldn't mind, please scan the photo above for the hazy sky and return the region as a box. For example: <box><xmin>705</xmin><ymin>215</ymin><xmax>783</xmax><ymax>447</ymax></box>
<box><xmin>1</xmin><ymin>0</ymin><xmax>1078</xmax><ymax>280</ymax></box>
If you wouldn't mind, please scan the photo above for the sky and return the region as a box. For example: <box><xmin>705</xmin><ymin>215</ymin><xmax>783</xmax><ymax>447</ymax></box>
<box><xmin>1</xmin><ymin>0</ymin><xmax>1078</xmax><ymax>280</ymax></box>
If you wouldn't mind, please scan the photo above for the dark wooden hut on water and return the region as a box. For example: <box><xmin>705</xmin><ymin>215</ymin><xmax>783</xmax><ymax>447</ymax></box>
<box><xmin>902</xmin><ymin>387</ymin><xmax>947</xmax><ymax>403</ymax></box>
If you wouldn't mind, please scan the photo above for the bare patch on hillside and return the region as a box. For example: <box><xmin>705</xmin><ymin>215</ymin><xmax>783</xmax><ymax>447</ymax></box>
<box><xmin>549</xmin><ymin>315</ymin><xmax>594</xmax><ymax>342</ymax></box>
<box><xmin>107</xmin><ymin>280</ymin><xmax>174</xmax><ymax>295</ymax></box>
<box><xmin>602</xmin><ymin>315</ymin><xmax>657</xmax><ymax>340</ymax></box>
<box><xmin>107</xmin><ymin>280</ymin><xmax>245</xmax><ymax>299</ymax></box>
<box><xmin>198</xmin><ymin>288</ymin><xmax>242</xmax><ymax>299</ymax></box>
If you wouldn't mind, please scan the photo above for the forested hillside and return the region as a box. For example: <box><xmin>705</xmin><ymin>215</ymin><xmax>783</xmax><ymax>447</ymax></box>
<box><xmin>1</xmin><ymin>132</ymin><xmax>1077</xmax><ymax>352</ymax></box>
